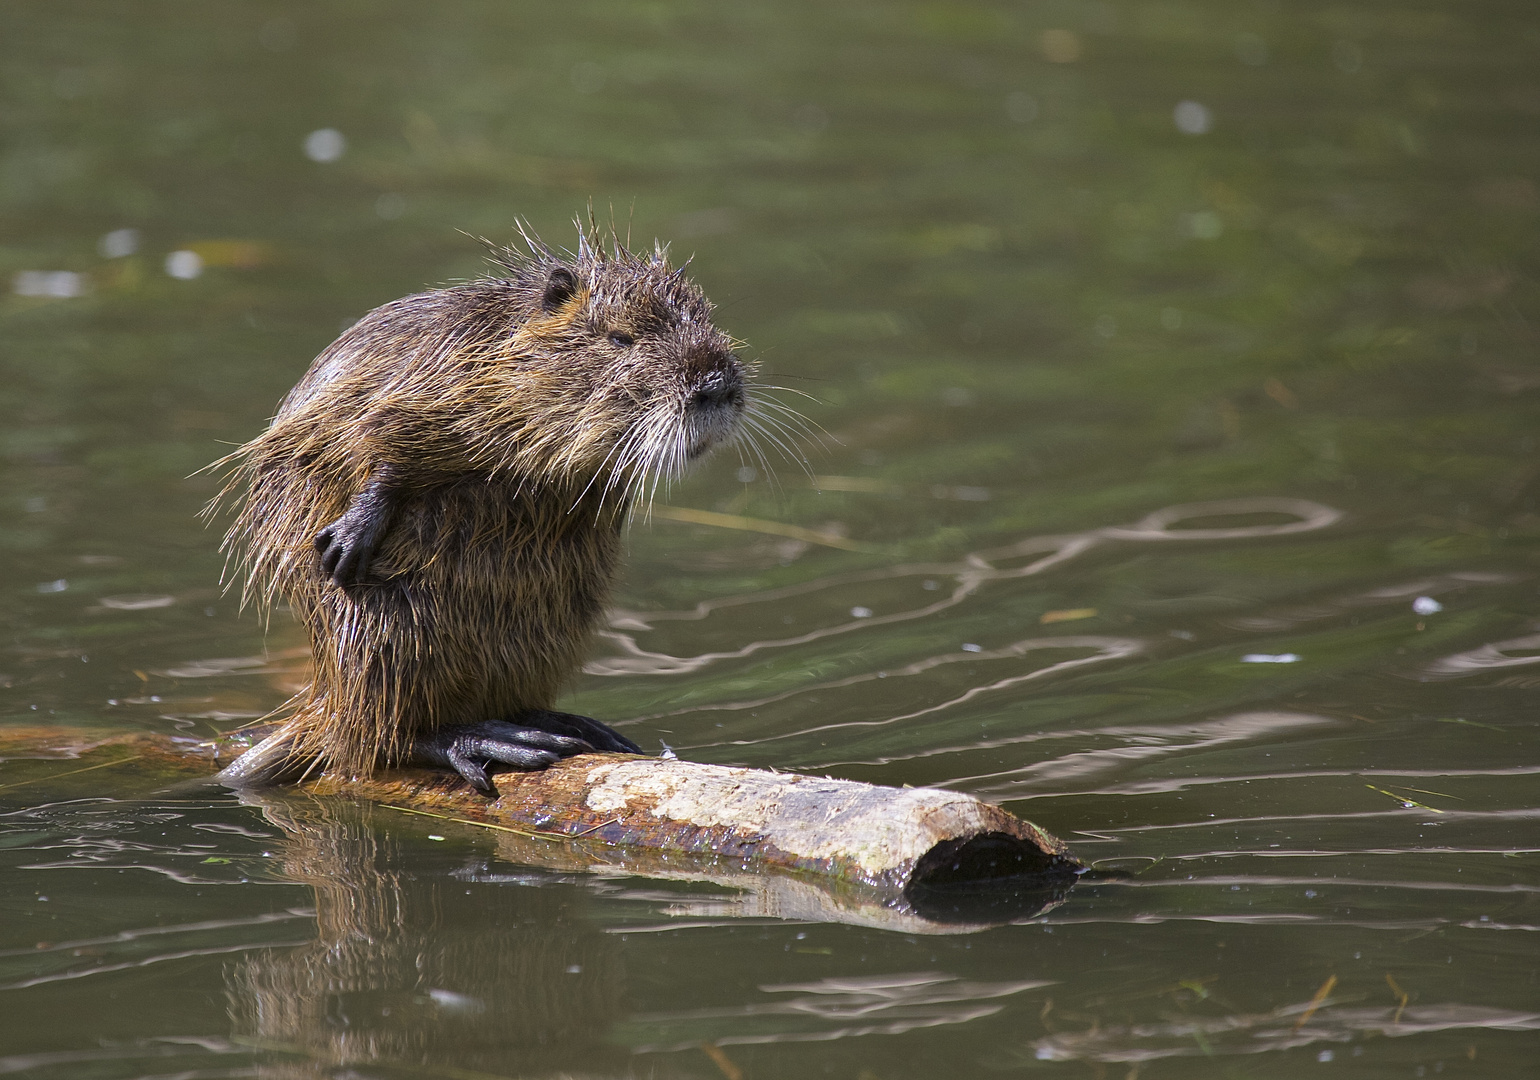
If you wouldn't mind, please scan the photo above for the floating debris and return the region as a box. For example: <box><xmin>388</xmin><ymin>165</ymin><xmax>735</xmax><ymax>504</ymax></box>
<box><xmin>98</xmin><ymin>228</ymin><xmax>139</xmax><ymax>258</ymax></box>
<box><xmin>1365</xmin><ymin>784</ymin><xmax>1444</xmax><ymax>813</ymax></box>
<box><xmin>165</xmin><ymin>250</ymin><xmax>203</xmax><ymax>279</ymax></box>
<box><xmin>304</xmin><ymin>127</ymin><xmax>347</xmax><ymax>162</ymax></box>
<box><xmin>1174</xmin><ymin>99</ymin><xmax>1213</xmax><ymax>135</ymax></box>
<box><xmin>99</xmin><ymin>594</ymin><xmax>175</xmax><ymax>611</ymax></box>
<box><xmin>1294</xmin><ymin>974</ymin><xmax>1338</xmax><ymax>1032</ymax></box>
<box><xmin>1041</xmin><ymin>608</ymin><xmax>1097</xmax><ymax>624</ymax></box>
<box><xmin>13</xmin><ymin>270</ymin><xmax>87</xmax><ymax>298</ymax></box>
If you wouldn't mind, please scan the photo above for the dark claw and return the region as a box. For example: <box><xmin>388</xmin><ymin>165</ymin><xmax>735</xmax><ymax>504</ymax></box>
<box><xmin>411</xmin><ymin>714</ymin><xmax>640</xmax><ymax>795</ymax></box>
<box><xmin>315</xmin><ymin>510</ymin><xmax>385</xmax><ymax>586</ymax></box>
<box><xmin>412</xmin><ymin>720</ymin><xmax>596</xmax><ymax>795</ymax></box>
<box><xmin>314</xmin><ymin>525</ymin><xmax>341</xmax><ymax>579</ymax></box>
<box><xmin>443</xmin><ymin>744</ymin><xmax>494</xmax><ymax>794</ymax></box>
<box><xmin>524</xmin><ymin>709</ymin><xmax>644</xmax><ymax>754</ymax></box>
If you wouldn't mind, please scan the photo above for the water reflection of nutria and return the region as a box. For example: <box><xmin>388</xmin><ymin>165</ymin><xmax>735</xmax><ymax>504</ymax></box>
<box><xmin>226</xmin><ymin>794</ymin><xmax>627</xmax><ymax>1078</ymax></box>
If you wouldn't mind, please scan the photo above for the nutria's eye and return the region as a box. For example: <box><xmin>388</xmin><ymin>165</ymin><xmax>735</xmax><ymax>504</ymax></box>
<box><xmin>608</xmin><ymin>331</ymin><xmax>635</xmax><ymax>347</ymax></box>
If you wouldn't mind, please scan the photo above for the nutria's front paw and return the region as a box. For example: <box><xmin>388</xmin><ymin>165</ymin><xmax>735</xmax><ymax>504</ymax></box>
<box><xmin>411</xmin><ymin>720</ymin><xmax>598</xmax><ymax>795</ymax></box>
<box><xmin>314</xmin><ymin>514</ymin><xmax>378</xmax><ymax>587</ymax></box>
<box><xmin>315</xmin><ymin>469</ymin><xmax>400</xmax><ymax>588</ymax></box>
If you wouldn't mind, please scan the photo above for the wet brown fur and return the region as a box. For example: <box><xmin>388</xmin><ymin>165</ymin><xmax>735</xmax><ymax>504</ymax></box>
<box><xmin>209</xmin><ymin>224</ymin><xmax>755</xmax><ymax>780</ymax></box>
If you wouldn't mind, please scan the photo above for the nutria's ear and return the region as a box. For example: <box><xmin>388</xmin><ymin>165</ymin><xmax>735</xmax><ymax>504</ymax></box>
<box><xmin>541</xmin><ymin>266</ymin><xmax>578</xmax><ymax>312</ymax></box>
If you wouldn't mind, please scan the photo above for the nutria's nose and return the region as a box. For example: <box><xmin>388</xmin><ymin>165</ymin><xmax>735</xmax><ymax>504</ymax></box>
<box><xmin>690</xmin><ymin>368</ymin><xmax>743</xmax><ymax>411</ymax></box>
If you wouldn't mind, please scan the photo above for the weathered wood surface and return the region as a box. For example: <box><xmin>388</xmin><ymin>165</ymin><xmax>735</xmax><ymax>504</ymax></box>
<box><xmin>305</xmin><ymin>753</ymin><xmax>1080</xmax><ymax>889</ymax></box>
<box><xmin>1</xmin><ymin>724</ymin><xmax>1083</xmax><ymax>926</ymax></box>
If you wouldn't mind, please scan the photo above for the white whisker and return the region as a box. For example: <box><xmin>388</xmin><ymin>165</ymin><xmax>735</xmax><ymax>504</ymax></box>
<box><xmin>752</xmin><ymin>397</ymin><xmax>827</xmax><ymax>444</ymax></box>
<box><xmin>742</xmin><ymin>414</ymin><xmax>811</xmax><ymax>478</ymax></box>
<box><xmin>754</xmin><ymin>383</ymin><xmax>825</xmax><ymax>405</ymax></box>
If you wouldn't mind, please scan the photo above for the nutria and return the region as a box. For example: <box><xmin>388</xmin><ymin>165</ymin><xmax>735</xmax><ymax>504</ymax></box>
<box><xmin>209</xmin><ymin>223</ymin><xmax>772</xmax><ymax>793</ymax></box>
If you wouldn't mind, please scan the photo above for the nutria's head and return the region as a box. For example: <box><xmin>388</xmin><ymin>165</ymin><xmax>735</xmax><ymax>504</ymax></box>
<box><xmin>457</xmin><ymin>226</ymin><xmax>770</xmax><ymax>505</ymax></box>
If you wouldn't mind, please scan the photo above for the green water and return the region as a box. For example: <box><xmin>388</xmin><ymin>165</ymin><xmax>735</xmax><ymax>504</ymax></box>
<box><xmin>3</xmin><ymin>1</ymin><xmax>1538</xmax><ymax>1075</ymax></box>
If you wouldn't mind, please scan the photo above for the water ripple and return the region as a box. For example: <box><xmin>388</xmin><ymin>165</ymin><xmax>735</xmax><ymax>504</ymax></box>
<box><xmin>592</xmin><ymin>496</ymin><xmax>1342</xmax><ymax>676</ymax></box>
<box><xmin>1025</xmin><ymin>1002</ymin><xmax>1540</xmax><ymax>1064</ymax></box>
<box><xmin>1422</xmin><ymin>632</ymin><xmax>1540</xmax><ymax>679</ymax></box>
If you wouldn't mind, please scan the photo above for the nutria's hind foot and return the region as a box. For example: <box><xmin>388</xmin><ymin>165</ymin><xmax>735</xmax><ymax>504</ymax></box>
<box><xmin>519</xmin><ymin>708</ymin><xmax>645</xmax><ymax>755</ymax></box>
<box><xmin>412</xmin><ymin>712</ymin><xmax>643</xmax><ymax>795</ymax></box>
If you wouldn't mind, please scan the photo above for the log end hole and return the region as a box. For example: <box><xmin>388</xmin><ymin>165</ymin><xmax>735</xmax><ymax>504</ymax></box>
<box><xmin>904</xmin><ymin>831</ymin><xmax>1081</xmax><ymax>923</ymax></box>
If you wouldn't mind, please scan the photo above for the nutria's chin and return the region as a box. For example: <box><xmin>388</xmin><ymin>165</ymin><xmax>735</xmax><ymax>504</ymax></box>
<box><xmin>207</xmin><ymin>222</ymin><xmax>765</xmax><ymax>793</ymax></box>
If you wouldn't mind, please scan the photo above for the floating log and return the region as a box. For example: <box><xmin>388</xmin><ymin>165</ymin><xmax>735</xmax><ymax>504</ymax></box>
<box><xmin>1</xmin><ymin>724</ymin><xmax>1084</xmax><ymax>928</ymax></box>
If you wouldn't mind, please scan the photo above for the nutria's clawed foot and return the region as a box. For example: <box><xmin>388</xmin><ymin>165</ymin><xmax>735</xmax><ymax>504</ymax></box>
<box><xmin>314</xmin><ymin>466</ymin><xmax>400</xmax><ymax>587</ymax></box>
<box><xmin>315</xmin><ymin>520</ymin><xmax>370</xmax><ymax>587</ymax></box>
<box><xmin>412</xmin><ymin>713</ymin><xmax>643</xmax><ymax>795</ymax></box>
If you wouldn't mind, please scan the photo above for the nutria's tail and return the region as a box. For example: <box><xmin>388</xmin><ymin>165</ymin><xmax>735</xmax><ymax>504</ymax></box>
<box><xmin>215</xmin><ymin>721</ymin><xmax>319</xmax><ymax>788</ymax></box>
